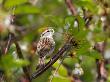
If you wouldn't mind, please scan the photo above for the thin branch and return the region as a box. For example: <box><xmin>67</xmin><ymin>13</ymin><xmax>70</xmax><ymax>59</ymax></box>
<box><xmin>0</xmin><ymin>33</ymin><xmax>13</xmax><ymax>82</ymax></box>
<box><xmin>94</xmin><ymin>41</ymin><xmax>107</xmax><ymax>82</ymax></box>
<box><xmin>49</xmin><ymin>52</ymin><xmax>67</xmax><ymax>82</ymax></box>
<box><xmin>3</xmin><ymin>33</ymin><xmax>12</xmax><ymax>54</ymax></box>
<box><xmin>14</xmin><ymin>42</ymin><xmax>31</xmax><ymax>82</ymax></box>
<box><xmin>65</xmin><ymin>0</ymin><xmax>77</xmax><ymax>16</ymax></box>
<box><xmin>96</xmin><ymin>59</ymin><xmax>107</xmax><ymax>82</ymax></box>
<box><xmin>9</xmin><ymin>33</ymin><xmax>31</xmax><ymax>82</ymax></box>
<box><xmin>30</xmin><ymin>37</ymin><xmax>77</xmax><ymax>80</ymax></box>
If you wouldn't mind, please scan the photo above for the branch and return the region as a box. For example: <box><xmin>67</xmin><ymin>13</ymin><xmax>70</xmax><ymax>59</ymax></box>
<box><xmin>30</xmin><ymin>37</ymin><xmax>77</xmax><ymax>80</ymax></box>
<box><xmin>96</xmin><ymin>59</ymin><xmax>107</xmax><ymax>82</ymax></box>
<box><xmin>0</xmin><ymin>33</ymin><xmax>13</xmax><ymax>82</ymax></box>
<box><xmin>3</xmin><ymin>33</ymin><xmax>12</xmax><ymax>55</ymax></box>
<box><xmin>94</xmin><ymin>41</ymin><xmax>107</xmax><ymax>82</ymax></box>
<box><xmin>65</xmin><ymin>0</ymin><xmax>77</xmax><ymax>16</ymax></box>
<box><xmin>9</xmin><ymin>33</ymin><xmax>31</xmax><ymax>82</ymax></box>
<box><xmin>15</xmin><ymin>42</ymin><xmax>31</xmax><ymax>81</ymax></box>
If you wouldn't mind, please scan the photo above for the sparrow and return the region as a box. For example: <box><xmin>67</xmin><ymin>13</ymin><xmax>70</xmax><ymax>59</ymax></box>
<box><xmin>36</xmin><ymin>28</ymin><xmax>55</xmax><ymax>68</ymax></box>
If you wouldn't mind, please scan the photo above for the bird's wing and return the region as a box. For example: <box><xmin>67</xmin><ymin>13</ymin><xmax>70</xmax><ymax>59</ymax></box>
<box><xmin>37</xmin><ymin>37</ymin><xmax>55</xmax><ymax>57</ymax></box>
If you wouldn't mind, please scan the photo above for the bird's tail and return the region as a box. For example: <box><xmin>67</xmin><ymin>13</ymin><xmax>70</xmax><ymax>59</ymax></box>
<box><xmin>36</xmin><ymin>57</ymin><xmax>45</xmax><ymax>70</ymax></box>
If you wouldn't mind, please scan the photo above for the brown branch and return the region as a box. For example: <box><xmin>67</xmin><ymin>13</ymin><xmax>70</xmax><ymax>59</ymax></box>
<box><xmin>96</xmin><ymin>59</ymin><xmax>107</xmax><ymax>82</ymax></box>
<box><xmin>3</xmin><ymin>33</ymin><xmax>12</xmax><ymax>55</ymax></box>
<box><xmin>13</xmin><ymin>38</ymin><xmax>31</xmax><ymax>82</ymax></box>
<box><xmin>94</xmin><ymin>41</ymin><xmax>107</xmax><ymax>82</ymax></box>
<box><xmin>30</xmin><ymin>37</ymin><xmax>77</xmax><ymax>80</ymax></box>
<box><xmin>0</xmin><ymin>33</ymin><xmax>13</xmax><ymax>82</ymax></box>
<box><xmin>15</xmin><ymin>42</ymin><xmax>31</xmax><ymax>81</ymax></box>
<box><xmin>6</xmin><ymin>33</ymin><xmax>31</xmax><ymax>82</ymax></box>
<box><xmin>65</xmin><ymin>0</ymin><xmax>77</xmax><ymax>16</ymax></box>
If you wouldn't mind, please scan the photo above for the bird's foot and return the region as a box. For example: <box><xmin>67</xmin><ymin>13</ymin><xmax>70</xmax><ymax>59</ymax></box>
<box><xmin>36</xmin><ymin>63</ymin><xmax>45</xmax><ymax>70</ymax></box>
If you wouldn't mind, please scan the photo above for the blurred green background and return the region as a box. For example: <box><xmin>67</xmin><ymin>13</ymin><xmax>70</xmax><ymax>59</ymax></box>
<box><xmin>0</xmin><ymin>0</ymin><xmax>110</xmax><ymax>82</ymax></box>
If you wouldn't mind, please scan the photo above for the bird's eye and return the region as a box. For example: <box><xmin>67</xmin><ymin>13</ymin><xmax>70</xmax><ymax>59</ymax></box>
<box><xmin>47</xmin><ymin>30</ymin><xmax>49</xmax><ymax>32</ymax></box>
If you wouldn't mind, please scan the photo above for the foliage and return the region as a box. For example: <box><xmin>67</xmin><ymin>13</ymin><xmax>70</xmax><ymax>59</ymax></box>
<box><xmin>0</xmin><ymin>0</ymin><xmax>110</xmax><ymax>82</ymax></box>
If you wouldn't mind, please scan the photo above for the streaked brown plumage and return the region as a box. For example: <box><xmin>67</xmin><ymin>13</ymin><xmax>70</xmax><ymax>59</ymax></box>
<box><xmin>36</xmin><ymin>28</ymin><xmax>55</xmax><ymax>67</ymax></box>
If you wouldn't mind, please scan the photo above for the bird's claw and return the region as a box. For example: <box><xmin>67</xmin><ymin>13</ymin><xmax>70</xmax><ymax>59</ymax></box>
<box><xmin>36</xmin><ymin>63</ymin><xmax>45</xmax><ymax>70</ymax></box>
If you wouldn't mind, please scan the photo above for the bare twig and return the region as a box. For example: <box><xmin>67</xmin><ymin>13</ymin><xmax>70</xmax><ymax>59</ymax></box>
<box><xmin>96</xmin><ymin>59</ymin><xmax>107</xmax><ymax>82</ymax></box>
<box><xmin>94</xmin><ymin>41</ymin><xmax>107</xmax><ymax>82</ymax></box>
<box><xmin>30</xmin><ymin>37</ymin><xmax>77</xmax><ymax>80</ymax></box>
<box><xmin>49</xmin><ymin>52</ymin><xmax>68</xmax><ymax>82</ymax></box>
<box><xmin>13</xmin><ymin>36</ymin><xmax>31</xmax><ymax>82</ymax></box>
<box><xmin>15</xmin><ymin>42</ymin><xmax>31</xmax><ymax>81</ymax></box>
<box><xmin>0</xmin><ymin>33</ymin><xmax>13</xmax><ymax>82</ymax></box>
<box><xmin>3</xmin><ymin>33</ymin><xmax>12</xmax><ymax>55</ymax></box>
<box><xmin>4</xmin><ymin>33</ymin><xmax>31</xmax><ymax>82</ymax></box>
<box><xmin>65</xmin><ymin>0</ymin><xmax>77</xmax><ymax>16</ymax></box>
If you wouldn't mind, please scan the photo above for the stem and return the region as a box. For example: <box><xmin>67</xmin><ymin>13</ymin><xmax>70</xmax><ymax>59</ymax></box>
<box><xmin>94</xmin><ymin>41</ymin><xmax>107</xmax><ymax>82</ymax></box>
<box><xmin>65</xmin><ymin>0</ymin><xmax>77</xmax><ymax>16</ymax></box>
<box><xmin>14</xmin><ymin>41</ymin><xmax>31</xmax><ymax>82</ymax></box>
<box><xmin>49</xmin><ymin>52</ymin><xmax>68</xmax><ymax>82</ymax></box>
<box><xmin>8</xmin><ymin>33</ymin><xmax>31</xmax><ymax>82</ymax></box>
<box><xmin>3</xmin><ymin>33</ymin><xmax>12</xmax><ymax>55</ymax></box>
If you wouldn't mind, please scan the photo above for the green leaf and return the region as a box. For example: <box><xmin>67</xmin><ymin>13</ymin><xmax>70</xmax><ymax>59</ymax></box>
<box><xmin>76</xmin><ymin>40</ymin><xmax>90</xmax><ymax>55</ymax></box>
<box><xmin>87</xmin><ymin>50</ymin><xmax>101</xmax><ymax>59</ymax></box>
<box><xmin>4</xmin><ymin>0</ymin><xmax>28</xmax><ymax>8</ymax></box>
<box><xmin>53</xmin><ymin>61</ymin><xmax>67</xmax><ymax>76</ymax></box>
<box><xmin>63</xmin><ymin>57</ymin><xmax>78</xmax><ymax>69</ymax></box>
<box><xmin>76</xmin><ymin>16</ymin><xmax>85</xmax><ymax>29</ymax></box>
<box><xmin>75</xmin><ymin>29</ymin><xmax>88</xmax><ymax>40</ymax></box>
<box><xmin>81</xmin><ymin>56</ymin><xmax>96</xmax><ymax>82</ymax></box>
<box><xmin>74</xmin><ymin>0</ymin><xmax>98</xmax><ymax>13</ymax></box>
<box><xmin>64</xmin><ymin>16</ymin><xmax>75</xmax><ymax>26</ymax></box>
<box><xmin>14</xmin><ymin>59</ymin><xmax>30</xmax><ymax>67</ymax></box>
<box><xmin>14</xmin><ymin>4</ymin><xmax>40</xmax><ymax>14</ymax></box>
<box><xmin>65</xmin><ymin>16</ymin><xmax>88</xmax><ymax>39</ymax></box>
<box><xmin>93</xmin><ymin>33</ymin><xmax>106</xmax><ymax>42</ymax></box>
<box><xmin>47</xmin><ymin>16</ymin><xmax>64</xmax><ymax>27</ymax></box>
<box><xmin>77</xmin><ymin>48</ymin><xmax>101</xmax><ymax>59</ymax></box>
<box><xmin>0</xmin><ymin>55</ymin><xmax>29</xmax><ymax>71</ymax></box>
<box><xmin>52</xmin><ymin>77</ymin><xmax>70</xmax><ymax>82</ymax></box>
<box><xmin>64</xmin><ymin>16</ymin><xmax>76</xmax><ymax>32</ymax></box>
<box><xmin>0</xmin><ymin>0</ymin><xmax>3</xmax><ymax>4</ymax></box>
<box><xmin>58</xmin><ymin>65</ymin><xmax>67</xmax><ymax>76</ymax></box>
<box><xmin>66</xmin><ymin>15</ymin><xmax>88</xmax><ymax>39</ymax></box>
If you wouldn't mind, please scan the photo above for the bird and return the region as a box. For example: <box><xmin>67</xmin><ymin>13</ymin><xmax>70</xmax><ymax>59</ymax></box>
<box><xmin>36</xmin><ymin>28</ymin><xmax>55</xmax><ymax>68</ymax></box>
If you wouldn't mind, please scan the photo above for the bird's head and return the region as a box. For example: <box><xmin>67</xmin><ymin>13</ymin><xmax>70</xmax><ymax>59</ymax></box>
<box><xmin>41</xmin><ymin>28</ymin><xmax>54</xmax><ymax>38</ymax></box>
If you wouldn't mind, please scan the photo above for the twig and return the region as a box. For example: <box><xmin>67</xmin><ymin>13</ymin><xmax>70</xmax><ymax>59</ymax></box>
<box><xmin>15</xmin><ymin>42</ymin><xmax>30</xmax><ymax>80</ymax></box>
<box><xmin>30</xmin><ymin>37</ymin><xmax>77</xmax><ymax>80</ymax></box>
<box><xmin>49</xmin><ymin>52</ymin><xmax>67</xmax><ymax>82</ymax></box>
<box><xmin>0</xmin><ymin>33</ymin><xmax>13</xmax><ymax>82</ymax></box>
<box><xmin>3</xmin><ymin>33</ymin><xmax>12</xmax><ymax>54</ymax></box>
<box><xmin>14</xmin><ymin>40</ymin><xmax>31</xmax><ymax>82</ymax></box>
<box><xmin>94</xmin><ymin>41</ymin><xmax>107</xmax><ymax>82</ymax></box>
<box><xmin>96</xmin><ymin>59</ymin><xmax>107</xmax><ymax>82</ymax></box>
<box><xmin>65</xmin><ymin>0</ymin><xmax>77</xmax><ymax>16</ymax></box>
